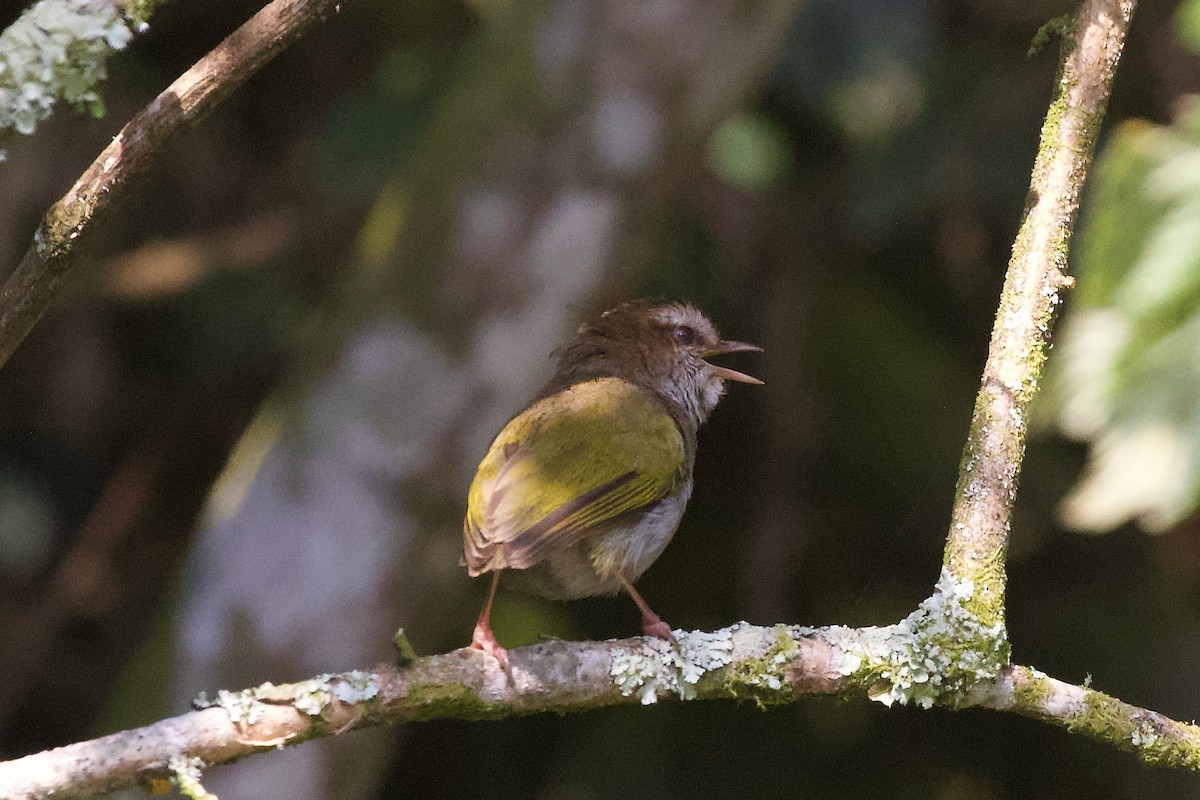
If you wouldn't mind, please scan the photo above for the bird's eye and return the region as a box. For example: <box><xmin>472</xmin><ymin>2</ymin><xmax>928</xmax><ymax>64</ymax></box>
<box><xmin>673</xmin><ymin>325</ymin><xmax>697</xmax><ymax>345</ymax></box>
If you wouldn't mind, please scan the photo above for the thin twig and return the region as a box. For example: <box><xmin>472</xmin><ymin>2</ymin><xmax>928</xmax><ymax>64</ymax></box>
<box><xmin>941</xmin><ymin>0</ymin><xmax>1136</xmax><ymax>627</ymax></box>
<box><xmin>0</xmin><ymin>0</ymin><xmax>346</xmax><ymax>369</ymax></box>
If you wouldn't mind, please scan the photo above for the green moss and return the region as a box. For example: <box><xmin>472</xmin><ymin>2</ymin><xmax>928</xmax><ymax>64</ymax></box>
<box><xmin>1010</xmin><ymin>672</ymin><xmax>1054</xmax><ymax>709</ymax></box>
<box><xmin>405</xmin><ymin>682</ymin><xmax>513</xmax><ymax>721</ymax></box>
<box><xmin>393</xmin><ymin>629</ymin><xmax>418</xmax><ymax>666</ymax></box>
<box><xmin>1138</xmin><ymin>734</ymin><xmax>1200</xmax><ymax>770</ymax></box>
<box><xmin>1066</xmin><ymin>691</ymin><xmax>1168</xmax><ymax>763</ymax></box>
<box><xmin>1028</xmin><ymin>14</ymin><xmax>1076</xmax><ymax>57</ymax></box>
<box><xmin>1006</xmin><ymin>679</ymin><xmax>1200</xmax><ymax>770</ymax></box>
<box><xmin>1066</xmin><ymin>690</ymin><xmax>1129</xmax><ymax>739</ymax></box>
<box><xmin>169</xmin><ymin>754</ymin><xmax>216</xmax><ymax>800</ymax></box>
<box><xmin>123</xmin><ymin>0</ymin><xmax>168</xmax><ymax>26</ymax></box>
<box><xmin>943</xmin><ymin>399</ymin><xmax>1016</xmax><ymax>631</ymax></box>
<box><xmin>724</xmin><ymin>626</ymin><xmax>802</xmax><ymax>707</ymax></box>
<box><xmin>1082</xmin><ymin>689</ymin><xmax>1122</xmax><ymax>721</ymax></box>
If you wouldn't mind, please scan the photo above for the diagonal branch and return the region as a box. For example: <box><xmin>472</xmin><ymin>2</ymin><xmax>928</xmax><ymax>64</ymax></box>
<box><xmin>941</xmin><ymin>0</ymin><xmax>1136</xmax><ymax>627</ymax></box>
<box><xmin>1</xmin><ymin>624</ymin><xmax>1197</xmax><ymax>799</ymax></box>
<box><xmin>0</xmin><ymin>0</ymin><xmax>346</xmax><ymax>370</ymax></box>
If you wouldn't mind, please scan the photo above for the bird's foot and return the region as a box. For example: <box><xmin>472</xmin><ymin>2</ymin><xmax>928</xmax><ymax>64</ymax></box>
<box><xmin>471</xmin><ymin>620</ymin><xmax>512</xmax><ymax>677</ymax></box>
<box><xmin>612</xmin><ymin>570</ymin><xmax>678</xmax><ymax>645</ymax></box>
<box><xmin>641</xmin><ymin>612</ymin><xmax>677</xmax><ymax>644</ymax></box>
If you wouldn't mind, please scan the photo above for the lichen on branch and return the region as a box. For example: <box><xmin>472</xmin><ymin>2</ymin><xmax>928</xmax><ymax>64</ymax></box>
<box><xmin>3</xmin><ymin>622</ymin><xmax>1198</xmax><ymax>800</ymax></box>
<box><xmin>826</xmin><ymin>568</ymin><xmax>1009</xmax><ymax>709</ymax></box>
<box><xmin>0</xmin><ymin>0</ymin><xmax>165</xmax><ymax>154</ymax></box>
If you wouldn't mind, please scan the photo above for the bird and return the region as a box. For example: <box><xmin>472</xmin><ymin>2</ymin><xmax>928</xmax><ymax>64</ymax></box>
<box><xmin>462</xmin><ymin>299</ymin><xmax>761</xmax><ymax>672</ymax></box>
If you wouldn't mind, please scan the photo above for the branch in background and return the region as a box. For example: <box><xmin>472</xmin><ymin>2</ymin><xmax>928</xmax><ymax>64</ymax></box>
<box><xmin>941</xmin><ymin>0</ymin><xmax>1136</xmax><ymax>627</ymax></box>
<box><xmin>0</xmin><ymin>440</ymin><xmax>165</xmax><ymax>731</ymax></box>
<box><xmin>94</xmin><ymin>209</ymin><xmax>300</xmax><ymax>299</ymax></box>
<box><xmin>0</xmin><ymin>0</ymin><xmax>347</xmax><ymax>369</ymax></box>
<box><xmin>2</xmin><ymin>623</ymin><xmax>1197</xmax><ymax>799</ymax></box>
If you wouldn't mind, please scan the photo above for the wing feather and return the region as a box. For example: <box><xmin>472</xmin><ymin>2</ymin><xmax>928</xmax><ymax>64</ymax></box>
<box><xmin>463</xmin><ymin>378</ymin><xmax>685</xmax><ymax>575</ymax></box>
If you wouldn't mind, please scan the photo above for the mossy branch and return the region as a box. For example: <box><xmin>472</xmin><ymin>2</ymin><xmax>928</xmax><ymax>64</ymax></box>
<box><xmin>0</xmin><ymin>0</ymin><xmax>347</xmax><ymax>370</ymax></box>
<box><xmin>941</xmin><ymin>0</ymin><xmax>1136</xmax><ymax>628</ymax></box>
<box><xmin>2</xmin><ymin>620</ymin><xmax>1197</xmax><ymax>799</ymax></box>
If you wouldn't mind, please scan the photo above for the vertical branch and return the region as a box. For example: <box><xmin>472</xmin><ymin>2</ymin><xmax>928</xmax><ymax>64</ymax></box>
<box><xmin>942</xmin><ymin>0</ymin><xmax>1136</xmax><ymax>626</ymax></box>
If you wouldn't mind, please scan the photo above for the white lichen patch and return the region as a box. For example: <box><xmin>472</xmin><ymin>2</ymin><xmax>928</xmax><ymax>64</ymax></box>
<box><xmin>0</xmin><ymin>0</ymin><xmax>152</xmax><ymax>149</ymax></box>
<box><xmin>291</xmin><ymin>671</ymin><xmax>381</xmax><ymax>715</ymax></box>
<box><xmin>195</xmin><ymin>671</ymin><xmax>378</xmax><ymax>723</ymax></box>
<box><xmin>732</xmin><ymin>625</ymin><xmax>811</xmax><ymax>693</ymax></box>
<box><xmin>168</xmin><ymin>754</ymin><xmax>216</xmax><ymax>800</ymax></box>
<box><xmin>1131</xmin><ymin>720</ymin><xmax>1161</xmax><ymax>748</ymax></box>
<box><xmin>193</xmin><ymin>687</ymin><xmax>269</xmax><ymax>726</ymax></box>
<box><xmin>291</xmin><ymin>678</ymin><xmax>333</xmax><ymax>717</ymax></box>
<box><xmin>332</xmin><ymin>670</ymin><xmax>380</xmax><ymax>704</ymax></box>
<box><xmin>610</xmin><ymin>626</ymin><xmax>736</xmax><ymax>704</ymax></box>
<box><xmin>823</xmin><ymin>568</ymin><xmax>1009</xmax><ymax>709</ymax></box>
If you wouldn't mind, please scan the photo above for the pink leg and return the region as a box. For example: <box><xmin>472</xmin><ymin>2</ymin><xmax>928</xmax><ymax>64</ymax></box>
<box><xmin>613</xmin><ymin>571</ymin><xmax>676</xmax><ymax>643</ymax></box>
<box><xmin>471</xmin><ymin>571</ymin><xmax>511</xmax><ymax>674</ymax></box>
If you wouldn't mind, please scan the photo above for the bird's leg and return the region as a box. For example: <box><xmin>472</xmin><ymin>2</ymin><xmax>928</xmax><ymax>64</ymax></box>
<box><xmin>613</xmin><ymin>571</ymin><xmax>677</xmax><ymax>643</ymax></box>
<box><xmin>471</xmin><ymin>571</ymin><xmax>511</xmax><ymax>675</ymax></box>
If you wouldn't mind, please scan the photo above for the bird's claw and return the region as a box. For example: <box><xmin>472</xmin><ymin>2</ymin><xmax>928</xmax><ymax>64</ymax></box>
<box><xmin>471</xmin><ymin>621</ymin><xmax>513</xmax><ymax>677</ymax></box>
<box><xmin>641</xmin><ymin>613</ymin><xmax>677</xmax><ymax>644</ymax></box>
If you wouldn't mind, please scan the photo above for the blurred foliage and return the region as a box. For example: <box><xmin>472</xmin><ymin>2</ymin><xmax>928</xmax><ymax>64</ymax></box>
<box><xmin>0</xmin><ymin>466</ymin><xmax>57</xmax><ymax>574</ymax></box>
<box><xmin>707</xmin><ymin>113</ymin><xmax>792</xmax><ymax>191</ymax></box>
<box><xmin>775</xmin><ymin>0</ymin><xmax>930</xmax><ymax>235</ymax></box>
<box><xmin>1040</xmin><ymin>99</ymin><xmax>1200</xmax><ymax>533</ymax></box>
<box><xmin>311</xmin><ymin>47</ymin><xmax>449</xmax><ymax>204</ymax></box>
<box><xmin>1178</xmin><ymin>0</ymin><xmax>1200</xmax><ymax>52</ymax></box>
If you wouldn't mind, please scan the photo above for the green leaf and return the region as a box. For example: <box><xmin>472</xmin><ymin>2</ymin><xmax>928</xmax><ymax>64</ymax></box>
<box><xmin>1040</xmin><ymin>99</ymin><xmax>1200</xmax><ymax>532</ymax></box>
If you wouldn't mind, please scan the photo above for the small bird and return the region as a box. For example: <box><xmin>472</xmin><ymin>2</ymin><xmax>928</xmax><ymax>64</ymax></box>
<box><xmin>462</xmin><ymin>300</ymin><xmax>761</xmax><ymax>671</ymax></box>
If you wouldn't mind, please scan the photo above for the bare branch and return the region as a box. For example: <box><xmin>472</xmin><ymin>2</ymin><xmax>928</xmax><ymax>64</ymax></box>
<box><xmin>2</xmin><ymin>624</ymin><xmax>1197</xmax><ymax>799</ymax></box>
<box><xmin>942</xmin><ymin>0</ymin><xmax>1136</xmax><ymax>626</ymax></box>
<box><xmin>0</xmin><ymin>0</ymin><xmax>346</xmax><ymax>369</ymax></box>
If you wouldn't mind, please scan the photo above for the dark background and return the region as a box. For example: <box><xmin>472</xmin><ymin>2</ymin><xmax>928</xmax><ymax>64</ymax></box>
<box><xmin>3</xmin><ymin>1</ymin><xmax>1200</xmax><ymax>798</ymax></box>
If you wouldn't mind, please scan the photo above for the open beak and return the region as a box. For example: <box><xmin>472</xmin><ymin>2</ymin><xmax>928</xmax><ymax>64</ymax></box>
<box><xmin>702</xmin><ymin>340</ymin><xmax>763</xmax><ymax>385</ymax></box>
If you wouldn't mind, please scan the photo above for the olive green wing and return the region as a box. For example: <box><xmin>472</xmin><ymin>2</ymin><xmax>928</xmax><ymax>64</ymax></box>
<box><xmin>463</xmin><ymin>378</ymin><xmax>686</xmax><ymax>575</ymax></box>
